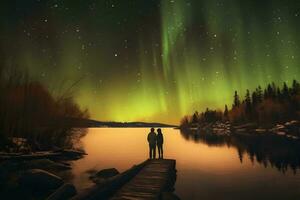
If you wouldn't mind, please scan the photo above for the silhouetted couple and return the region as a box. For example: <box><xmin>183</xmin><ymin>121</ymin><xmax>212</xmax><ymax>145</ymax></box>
<box><xmin>147</xmin><ymin>128</ymin><xmax>164</xmax><ymax>159</ymax></box>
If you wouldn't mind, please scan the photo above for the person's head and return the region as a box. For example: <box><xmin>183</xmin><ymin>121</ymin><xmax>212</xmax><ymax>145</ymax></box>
<box><xmin>157</xmin><ymin>128</ymin><xmax>162</xmax><ymax>134</ymax></box>
<box><xmin>150</xmin><ymin>127</ymin><xmax>155</xmax><ymax>132</ymax></box>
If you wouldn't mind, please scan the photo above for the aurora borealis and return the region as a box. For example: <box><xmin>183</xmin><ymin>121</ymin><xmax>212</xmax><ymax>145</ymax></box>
<box><xmin>0</xmin><ymin>0</ymin><xmax>299</xmax><ymax>124</ymax></box>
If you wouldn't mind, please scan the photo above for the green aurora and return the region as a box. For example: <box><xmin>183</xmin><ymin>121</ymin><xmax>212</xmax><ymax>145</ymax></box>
<box><xmin>0</xmin><ymin>0</ymin><xmax>299</xmax><ymax>124</ymax></box>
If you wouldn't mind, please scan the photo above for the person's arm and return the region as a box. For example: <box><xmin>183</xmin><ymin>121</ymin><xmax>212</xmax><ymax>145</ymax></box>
<box><xmin>147</xmin><ymin>133</ymin><xmax>150</xmax><ymax>142</ymax></box>
<box><xmin>162</xmin><ymin>134</ymin><xmax>164</xmax><ymax>144</ymax></box>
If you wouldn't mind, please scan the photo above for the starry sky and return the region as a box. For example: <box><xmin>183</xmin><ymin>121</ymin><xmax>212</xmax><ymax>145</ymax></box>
<box><xmin>0</xmin><ymin>0</ymin><xmax>299</xmax><ymax>124</ymax></box>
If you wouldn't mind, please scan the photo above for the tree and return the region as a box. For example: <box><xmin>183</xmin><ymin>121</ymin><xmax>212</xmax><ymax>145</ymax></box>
<box><xmin>224</xmin><ymin>104</ymin><xmax>229</xmax><ymax>118</ymax></box>
<box><xmin>180</xmin><ymin>116</ymin><xmax>190</xmax><ymax>128</ymax></box>
<box><xmin>292</xmin><ymin>80</ymin><xmax>300</xmax><ymax>95</ymax></box>
<box><xmin>265</xmin><ymin>83</ymin><xmax>275</xmax><ymax>98</ymax></box>
<box><xmin>271</xmin><ymin>82</ymin><xmax>277</xmax><ymax>98</ymax></box>
<box><xmin>277</xmin><ymin>87</ymin><xmax>282</xmax><ymax>101</ymax></box>
<box><xmin>252</xmin><ymin>91</ymin><xmax>258</xmax><ymax>107</ymax></box>
<box><xmin>282</xmin><ymin>82</ymin><xmax>289</xmax><ymax>99</ymax></box>
<box><xmin>233</xmin><ymin>91</ymin><xmax>240</xmax><ymax>108</ymax></box>
<box><xmin>192</xmin><ymin>111</ymin><xmax>199</xmax><ymax>124</ymax></box>
<box><xmin>256</xmin><ymin>86</ymin><xmax>263</xmax><ymax>103</ymax></box>
<box><xmin>245</xmin><ymin>89</ymin><xmax>252</xmax><ymax>115</ymax></box>
<box><xmin>263</xmin><ymin>89</ymin><xmax>268</xmax><ymax>99</ymax></box>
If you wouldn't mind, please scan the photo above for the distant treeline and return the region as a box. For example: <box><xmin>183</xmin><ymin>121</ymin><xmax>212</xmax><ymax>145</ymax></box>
<box><xmin>0</xmin><ymin>65</ymin><xmax>89</xmax><ymax>151</ymax></box>
<box><xmin>181</xmin><ymin>80</ymin><xmax>300</xmax><ymax>127</ymax></box>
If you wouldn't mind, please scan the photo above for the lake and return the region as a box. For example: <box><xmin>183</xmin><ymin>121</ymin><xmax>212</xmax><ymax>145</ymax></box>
<box><xmin>69</xmin><ymin>128</ymin><xmax>300</xmax><ymax>200</ymax></box>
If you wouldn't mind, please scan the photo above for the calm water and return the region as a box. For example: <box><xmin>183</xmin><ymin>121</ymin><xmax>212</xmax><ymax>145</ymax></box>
<box><xmin>69</xmin><ymin>128</ymin><xmax>300</xmax><ymax>200</ymax></box>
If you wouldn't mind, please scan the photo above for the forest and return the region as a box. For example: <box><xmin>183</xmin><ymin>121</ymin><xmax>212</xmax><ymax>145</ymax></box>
<box><xmin>180</xmin><ymin>80</ymin><xmax>300</xmax><ymax>128</ymax></box>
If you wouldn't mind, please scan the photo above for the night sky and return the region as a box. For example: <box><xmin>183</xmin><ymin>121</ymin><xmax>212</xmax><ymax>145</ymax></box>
<box><xmin>0</xmin><ymin>0</ymin><xmax>299</xmax><ymax>124</ymax></box>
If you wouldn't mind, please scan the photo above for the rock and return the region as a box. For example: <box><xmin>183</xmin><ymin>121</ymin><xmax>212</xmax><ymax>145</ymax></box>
<box><xmin>46</xmin><ymin>183</ymin><xmax>77</xmax><ymax>200</ymax></box>
<box><xmin>275</xmin><ymin>124</ymin><xmax>285</xmax><ymax>130</ymax></box>
<box><xmin>284</xmin><ymin>121</ymin><xmax>300</xmax><ymax>136</ymax></box>
<box><xmin>91</xmin><ymin>168</ymin><xmax>119</xmax><ymax>181</ymax></box>
<box><xmin>286</xmin><ymin>134</ymin><xmax>299</xmax><ymax>140</ymax></box>
<box><xmin>276</xmin><ymin>131</ymin><xmax>286</xmax><ymax>136</ymax></box>
<box><xmin>285</xmin><ymin>120</ymin><xmax>299</xmax><ymax>126</ymax></box>
<box><xmin>255</xmin><ymin>129</ymin><xmax>267</xmax><ymax>134</ymax></box>
<box><xmin>19</xmin><ymin>169</ymin><xmax>63</xmax><ymax>191</ymax></box>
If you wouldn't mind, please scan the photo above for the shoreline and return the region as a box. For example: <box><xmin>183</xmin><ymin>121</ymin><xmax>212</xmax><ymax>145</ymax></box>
<box><xmin>180</xmin><ymin>120</ymin><xmax>300</xmax><ymax>140</ymax></box>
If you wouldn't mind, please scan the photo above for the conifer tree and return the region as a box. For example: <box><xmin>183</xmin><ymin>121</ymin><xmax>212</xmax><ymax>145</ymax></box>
<box><xmin>224</xmin><ymin>104</ymin><xmax>229</xmax><ymax>118</ymax></box>
<box><xmin>256</xmin><ymin>86</ymin><xmax>263</xmax><ymax>102</ymax></box>
<box><xmin>245</xmin><ymin>89</ymin><xmax>252</xmax><ymax>115</ymax></box>
<box><xmin>192</xmin><ymin>111</ymin><xmax>199</xmax><ymax>124</ymax></box>
<box><xmin>233</xmin><ymin>91</ymin><xmax>240</xmax><ymax>108</ymax></box>
<box><xmin>282</xmin><ymin>82</ymin><xmax>289</xmax><ymax>99</ymax></box>
<box><xmin>292</xmin><ymin>80</ymin><xmax>300</xmax><ymax>95</ymax></box>
<box><xmin>252</xmin><ymin>91</ymin><xmax>258</xmax><ymax>106</ymax></box>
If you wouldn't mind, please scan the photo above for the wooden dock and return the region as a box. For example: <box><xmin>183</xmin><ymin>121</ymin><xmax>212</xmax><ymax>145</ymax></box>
<box><xmin>71</xmin><ymin>159</ymin><xmax>176</xmax><ymax>200</ymax></box>
<box><xmin>110</xmin><ymin>159</ymin><xmax>176</xmax><ymax>200</ymax></box>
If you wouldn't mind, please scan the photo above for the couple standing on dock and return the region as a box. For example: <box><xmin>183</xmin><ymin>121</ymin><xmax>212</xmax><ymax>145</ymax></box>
<box><xmin>147</xmin><ymin>128</ymin><xmax>164</xmax><ymax>159</ymax></box>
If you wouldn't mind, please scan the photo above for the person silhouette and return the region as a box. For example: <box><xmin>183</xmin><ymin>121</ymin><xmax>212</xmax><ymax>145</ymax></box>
<box><xmin>157</xmin><ymin>128</ymin><xmax>164</xmax><ymax>159</ymax></box>
<box><xmin>147</xmin><ymin>128</ymin><xmax>157</xmax><ymax>159</ymax></box>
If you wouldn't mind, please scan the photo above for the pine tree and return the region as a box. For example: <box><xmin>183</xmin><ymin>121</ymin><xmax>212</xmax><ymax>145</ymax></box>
<box><xmin>192</xmin><ymin>111</ymin><xmax>199</xmax><ymax>124</ymax></box>
<box><xmin>266</xmin><ymin>83</ymin><xmax>273</xmax><ymax>98</ymax></box>
<box><xmin>252</xmin><ymin>91</ymin><xmax>258</xmax><ymax>107</ymax></box>
<box><xmin>256</xmin><ymin>86</ymin><xmax>263</xmax><ymax>103</ymax></box>
<box><xmin>224</xmin><ymin>104</ymin><xmax>229</xmax><ymax>118</ymax></box>
<box><xmin>282</xmin><ymin>82</ymin><xmax>289</xmax><ymax>99</ymax></box>
<box><xmin>271</xmin><ymin>82</ymin><xmax>277</xmax><ymax>98</ymax></box>
<box><xmin>233</xmin><ymin>91</ymin><xmax>240</xmax><ymax>108</ymax></box>
<box><xmin>263</xmin><ymin>89</ymin><xmax>268</xmax><ymax>99</ymax></box>
<box><xmin>245</xmin><ymin>89</ymin><xmax>252</xmax><ymax>115</ymax></box>
<box><xmin>292</xmin><ymin>79</ymin><xmax>300</xmax><ymax>95</ymax></box>
<box><xmin>277</xmin><ymin>87</ymin><xmax>282</xmax><ymax>101</ymax></box>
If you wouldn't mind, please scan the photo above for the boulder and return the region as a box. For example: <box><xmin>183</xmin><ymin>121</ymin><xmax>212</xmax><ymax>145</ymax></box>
<box><xmin>285</xmin><ymin>120</ymin><xmax>299</xmax><ymax>126</ymax></box>
<box><xmin>284</xmin><ymin>121</ymin><xmax>300</xmax><ymax>136</ymax></box>
<box><xmin>286</xmin><ymin>134</ymin><xmax>299</xmax><ymax>140</ymax></box>
<box><xmin>276</xmin><ymin>131</ymin><xmax>286</xmax><ymax>136</ymax></box>
<box><xmin>46</xmin><ymin>183</ymin><xmax>77</xmax><ymax>200</ymax></box>
<box><xmin>94</xmin><ymin>168</ymin><xmax>119</xmax><ymax>179</ymax></box>
<box><xmin>19</xmin><ymin>169</ymin><xmax>63</xmax><ymax>191</ymax></box>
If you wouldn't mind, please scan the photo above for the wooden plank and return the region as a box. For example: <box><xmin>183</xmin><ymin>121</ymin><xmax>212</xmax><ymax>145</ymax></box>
<box><xmin>110</xmin><ymin>159</ymin><xmax>176</xmax><ymax>200</ymax></box>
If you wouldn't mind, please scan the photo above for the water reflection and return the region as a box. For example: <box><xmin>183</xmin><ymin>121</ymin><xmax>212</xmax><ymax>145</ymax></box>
<box><xmin>180</xmin><ymin>129</ymin><xmax>300</xmax><ymax>174</ymax></box>
<box><xmin>69</xmin><ymin>128</ymin><xmax>300</xmax><ymax>200</ymax></box>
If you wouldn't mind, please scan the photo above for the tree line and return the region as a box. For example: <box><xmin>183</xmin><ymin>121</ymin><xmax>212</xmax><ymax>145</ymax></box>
<box><xmin>180</xmin><ymin>80</ymin><xmax>300</xmax><ymax>127</ymax></box>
